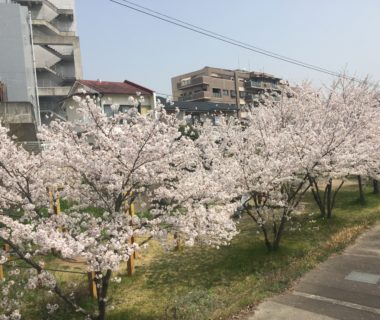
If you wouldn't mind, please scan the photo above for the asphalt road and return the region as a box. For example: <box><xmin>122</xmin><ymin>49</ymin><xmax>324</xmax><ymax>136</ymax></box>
<box><xmin>247</xmin><ymin>224</ymin><xmax>380</xmax><ymax>320</ymax></box>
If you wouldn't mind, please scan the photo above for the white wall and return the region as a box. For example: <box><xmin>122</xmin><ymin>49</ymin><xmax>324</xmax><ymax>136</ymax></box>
<box><xmin>64</xmin><ymin>85</ymin><xmax>155</xmax><ymax>123</ymax></box>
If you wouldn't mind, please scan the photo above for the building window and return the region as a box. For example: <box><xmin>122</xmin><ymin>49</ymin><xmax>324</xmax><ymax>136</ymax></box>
<box><xmin>103</xmin><ymin>104</ymin><xmax>114</xmax><ymax>117</ymax></box>
<box><xmin>250</xmin><ymin>80</ymin><xmax>262</xmax><ymax>88</ymax></box>
<box><xmin>181</xmin><ymin>78</ymin><xmax>191</xmax><ymax>86</ymax></box>
<box><xmin>222</xmin><ymin>89</ymin><xmax>229</xmax><ymax>96</ymax></box>
<box><xmin>239</xmin><ymin>91</ymin><xmax>245</xmax><ymax>98</ymax></box>
<box><xmin>120</xmin><ymin>105</ymin><xmax>132</xmax><ymax>113</ymax></box>
<box><xmin>230</xmin><ymin>90</ymin><xmax>236</xmax><ymax>98</ymax></box>
<box><xmin>104</xmin><ymin>104</ymin><xmax>135</xmax><ymax>117</ymax></box>
<box><xmin>212</xmin><ymin>88</ymin><xmax>222</xmax><ymax>98</ymax></box>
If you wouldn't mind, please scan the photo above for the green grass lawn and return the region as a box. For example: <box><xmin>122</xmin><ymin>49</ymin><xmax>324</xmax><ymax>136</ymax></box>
<box><xmin>12</xmin><ymin>184</ymin><xmax>380</xmax><ymax>319</ymax></box>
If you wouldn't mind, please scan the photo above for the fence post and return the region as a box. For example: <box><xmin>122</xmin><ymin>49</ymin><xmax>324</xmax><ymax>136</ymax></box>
<box><xmin>87</xmin><ymin>271</ymin><xmax>98</xmax><ymax>299</ymax></box>
<box><xmin>48</xmin><ymin>187</ymin><xmax>61</xmax><ymax>215</ymax></box>
<box><xmin>0</xmin><ymin>264</ymin><xmax>3</xmax><ymax>281</ymax></box>
<box><xmin>49</xmin><ymin>188</ymin><xmax>62</xmax><ymax>254</ymax></box>
<box><xmin>127</xmin><ymin>202</ymin><xmax>136</xmax><ymax>276</ymax></box>
<box><xmin>0</xmin><ymin>244</ymin><xmax>10</xmax><ymax>281</ymax></box>
<box><xmin>174</xmin><ymin>232</ymin><xmax>180</xmax><ymax>251</ymax></box>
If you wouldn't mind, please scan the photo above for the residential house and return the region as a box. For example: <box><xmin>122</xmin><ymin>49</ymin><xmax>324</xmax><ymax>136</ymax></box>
<box><xmin>64</xmin><ymin>79</ymin><xmax>156</xmax><ymax>123</ymax></box>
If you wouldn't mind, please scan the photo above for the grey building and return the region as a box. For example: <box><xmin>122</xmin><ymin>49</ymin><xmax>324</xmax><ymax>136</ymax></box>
<box><xmin>12</xmin><ymin>0</ymin><xmax>83</xmax><ymax>120</ymax></box>
<box><xmin>160</xmin><ymin>98</ymin><xmax>239</xmax><ymax>125</ymax></box>
<box><xmin>171</xmin><ymin>66</ymin><xmax>285</xmax><ymax>107</ymax></box>
<box><xmin>0</xmin><ymin>1</ymin><xmax>40</xmax><ymax>124</ymax></box>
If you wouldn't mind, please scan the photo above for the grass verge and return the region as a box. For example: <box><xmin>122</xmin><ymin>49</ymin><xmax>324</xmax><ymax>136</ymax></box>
<box><xmin>8</xmin><ymin>185</ymin><xmax>380</xmax><ymax>319</ymax></box>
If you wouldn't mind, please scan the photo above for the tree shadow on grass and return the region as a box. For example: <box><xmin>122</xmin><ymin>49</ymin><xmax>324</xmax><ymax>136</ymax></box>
<box><xmin>109</xmin><ymin>222</ymin><xmax>295</xmax><ymax>320</ymax></box>
<box><xmin>140</xmin><ymin>221</ymin><xmax>296</xmax><ymax>293</ymax></box>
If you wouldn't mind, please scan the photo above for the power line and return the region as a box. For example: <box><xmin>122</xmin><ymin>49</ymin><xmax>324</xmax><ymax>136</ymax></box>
<box><xmin>114</xmin><ymin>0</ymin><xmax>341</xmax><ymax>77</ymax></box>
<box><xmin>109</xmin><ymin>0</ymin><xmax>365</xmax><ymax>83</ymax></box>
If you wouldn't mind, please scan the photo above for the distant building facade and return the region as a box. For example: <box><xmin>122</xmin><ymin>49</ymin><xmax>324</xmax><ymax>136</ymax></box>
<box><xmin>0</xmin><ymin>1</ymin><xmax>39</xmax><ymax>124</ymax></box>
<box><xmin>171</xmin><ymin>66</ymin><xmax>285</xmax><ymax>107</ymax></box>
<box><xmin>159</xmin><ymin>97</ymin><xmax>238</xmax><ymax>125</ymax></box>
<box><xmin>11</xmin><ymin>0</ymin><xmax>83</xmax><ymax>120</ymax></box>
<box><xmin>64</xmin><ymin>80</ymin><xmax>156</xmax><ymax>123</ymax></box>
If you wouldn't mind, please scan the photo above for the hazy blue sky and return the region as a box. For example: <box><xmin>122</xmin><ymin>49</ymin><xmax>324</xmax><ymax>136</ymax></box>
<box><xmin>75</xmin><ymin>0</ymin><xmax>380</xmax><ymax>95</ymax></box>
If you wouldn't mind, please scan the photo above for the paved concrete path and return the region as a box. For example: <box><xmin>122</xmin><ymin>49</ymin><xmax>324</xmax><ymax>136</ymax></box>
<box><xmin>247</xmin><ymin>224</ymin><xmax>380</xmax><ymax>320</ymax></box>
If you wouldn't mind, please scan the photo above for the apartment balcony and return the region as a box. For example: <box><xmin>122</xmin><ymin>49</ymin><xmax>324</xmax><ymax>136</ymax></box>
<box><xmin>245</xmin><ymin>93</ymin><xmax>260</xmax><ymax>102</ymax></box>
<box><xmin>180</xmin><ymin>91</ymin><xmax>213</xmax><ymax>101</ymax></box>
<box><xmin>245</xmin><ymin>80</ymin><xmax>281</xmax><ymax>91</ymax></box>
<box><xmin>177</xmin><ymin>76</ymin><xmax>210</xmax><ymax>89</ymax></box>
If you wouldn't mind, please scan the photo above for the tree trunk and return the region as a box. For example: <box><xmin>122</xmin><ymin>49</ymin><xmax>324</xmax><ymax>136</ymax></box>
<box><xmin>373</xmin><ymin>179</ymin><xmax>380</xmax><ymax>195</ymax></box>
<box><xmin>309</xmin><ymin>177</ymin><xmax>325</xmax><ymax>218</ymax></box>
<box><xmin>326</xmin><ymin>180</ymin><xmax>332</xmax><ymax>219</ymax></box>
<box><xmin>97</xmin><ymin>270</ymin><xmax>112</xmax><ymax>320</ymax></box>
<box><xmin>358</xmin><ymin>175</ymin><xmax>365</xmax><ymax>205</ymax></box>
<box><xmin>310</xmin><ymin>178</ymin><xmax>343</xmax><ymax>219</ymax></box>
<box><xmin>115</xmin><ymin>193</ymin><xmax>124</xmax><ymax>213</ymax></box>
<box><xmin>311</xmin><ymin>187</ymin><xmax>325</xmax><ymax>217</ymax></box>
<box><xmin>272</xmin><ymin>216</ymin><xmax>287</xmax><ymax>251</ymax></box>
<box><xmin>261</xmin><ymin>225</ymin><xmax>273</xmax><ymax>251</ymax></box>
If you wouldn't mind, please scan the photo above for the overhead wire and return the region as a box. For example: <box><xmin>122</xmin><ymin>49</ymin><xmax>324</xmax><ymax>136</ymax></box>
<box><xmin>109</xmin><ymin>0</ymin><xmax>367</xmax><ymax>83</ymax></box>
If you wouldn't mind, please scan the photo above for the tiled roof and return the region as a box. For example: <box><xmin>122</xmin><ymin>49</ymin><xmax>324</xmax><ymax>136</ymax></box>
<box><xmin>78</xmin><ymin>80</ymin><xmax>154</xmax><ymax>95</ymax></box>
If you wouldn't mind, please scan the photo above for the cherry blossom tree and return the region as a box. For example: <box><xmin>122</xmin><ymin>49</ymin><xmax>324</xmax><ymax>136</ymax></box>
<box><xmin>194</xmin><ymin>94</ymin><xmax>312</xmax><ymax>251</ymax></box>
<box><xmin>1</xmin><ymin>77</ymin><xmax>379</xmax><ymax>318</ymax></box>
<box><xmin>193</xmin><ymin>78</ymin><xmax>379</xmax><ymax>250</ymax></box>
<box><xmin>0</xmin><ymin>96</ymin><xmax>237</xmax><ymax>320</ymax></box>
<box><xmin>304</xmin><ymin>78</ymin><xmax>380</xmax><ymax>217</ymax></box>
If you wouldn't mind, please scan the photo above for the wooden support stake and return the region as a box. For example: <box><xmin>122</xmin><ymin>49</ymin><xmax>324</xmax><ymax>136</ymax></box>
<box><xmin>174</xmin><ymin>232</ymin><xmax>180</xmax><ymax>251</ymax></box>
<box><xmin>87</xmin><ymin>271</ymin><xmax>97</xmax><ymax>299</ymax></box>
<box><xmin>0</xmin><ymin>244</ymin><xmax>9</xmax><ymax>281</ymax></box>
<box><xmin>127</xmin><ymin>202</ymin><xmax>136</xmax><ymax>276</ymax></box>
<box><xmin>49</xmin><ymin>187</ymin><xmax>64</xmax><ymax>236</ymax></box>
<box><xmin>48</xmin><ymin>187</ymin><xmax>61</xmax><ymax>215</ymax></box>
<box><xmin>55</xmin><ymin>194</ymin><xmax>61</xmax><ymax>215</ymax></box>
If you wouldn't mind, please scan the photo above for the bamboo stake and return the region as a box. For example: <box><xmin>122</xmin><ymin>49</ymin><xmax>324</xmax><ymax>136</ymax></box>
<box><xmin>48</xmin><ymin>187</ymin><xmax>61</xmax><ymax>215</ymax></box>
<box><xmin>127</xmin><ymin>202</ymin><xmax>136</xmax><ymax>276</ymax></box>
<box><xmin>0</xmin><ymin>264</ymin><xmax>4</xmax><ymax>281</ymax></box>
<box><xmin>174</xmin><ymin>232</ymin><xmax>181</xmax><ymax>251</ymax></box>
<box><xmin>0</xmin><ymin>244</ymin><xmax>10</xmax><ymax>281</ymax></box>
<box><xmin>87</xmin><ymin>271</ymin><xmax>98</xmax><ymax>299</ymax></box>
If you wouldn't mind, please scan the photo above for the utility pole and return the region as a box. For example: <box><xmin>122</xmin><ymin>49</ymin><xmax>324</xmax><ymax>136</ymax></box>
<box><xmin>234</xmin><ymin>71</ymin><xmax>241</xmax><ymax>119</ymax></box>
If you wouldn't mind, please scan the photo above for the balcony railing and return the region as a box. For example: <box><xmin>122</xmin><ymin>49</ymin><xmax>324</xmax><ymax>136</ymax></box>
<box><xmin>245</xmin><ymin>93</ymin><xmax>260</xmax><ymax>101</ymax></box>
<box><xmin>177</xmin><ymin>76</ymin><xmax>210</xmax><ymax>89</ymax></box>
<box><xmin>245</xmin><ymin>80</ymin><xmax>279</xmax><ymax>90</ymax></box>
<box><xmin>179</xmin><ymin>91</ymin><xmax>212</xmax><ymax>101</ymax></box>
